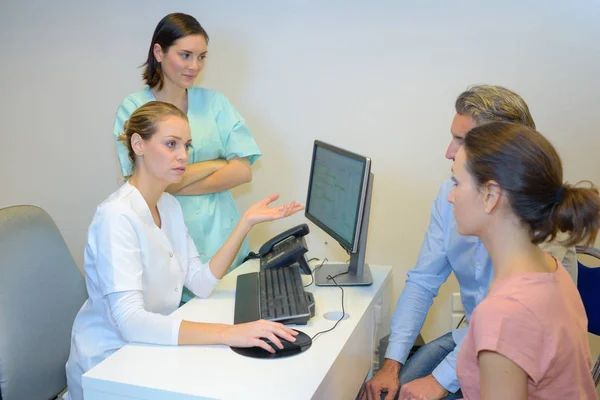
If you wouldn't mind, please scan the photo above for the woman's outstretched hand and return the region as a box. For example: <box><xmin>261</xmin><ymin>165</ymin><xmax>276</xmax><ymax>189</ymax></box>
<box><xmin>243</xmin><ymin>194</ymin><xmax>304</xmax><ymax>226</ymax></box>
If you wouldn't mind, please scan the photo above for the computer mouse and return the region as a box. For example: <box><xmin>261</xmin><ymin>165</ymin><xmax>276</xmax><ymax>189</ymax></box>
<box><xmin>263</xmin><ymin>329</ymin><xmax>312</xmax><ymax>353</ymax></box>
<box><xmin>230</xmin><ymin>329</ymin><xmax>312</xmax><ymax>358</ymax></box>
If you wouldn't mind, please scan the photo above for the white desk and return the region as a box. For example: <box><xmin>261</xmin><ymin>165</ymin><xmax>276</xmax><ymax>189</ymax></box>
<box><xmin>83</xmin><ymin>261</ymin><xmax>392</xmax><ymax>400</ymax></box>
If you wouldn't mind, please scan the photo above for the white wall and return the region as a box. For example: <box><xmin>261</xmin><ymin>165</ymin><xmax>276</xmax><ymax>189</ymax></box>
<box><xmin>1</xmin><ymin>0</ymin><xmax>599</xmax><ymax>345</ymax></box>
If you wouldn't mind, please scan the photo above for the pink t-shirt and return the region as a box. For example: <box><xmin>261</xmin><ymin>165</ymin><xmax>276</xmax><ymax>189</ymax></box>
<box><xmin>456</xmin><ymin>262</ymin><xmax>596</xmax><ymax>399</ymax></box>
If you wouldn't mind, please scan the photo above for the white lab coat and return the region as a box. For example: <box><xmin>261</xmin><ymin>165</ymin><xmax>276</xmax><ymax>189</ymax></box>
<box><xmin>65</xmin><ymin>182</ymin><xmax>220</xmax><ymax>400</ymax></box>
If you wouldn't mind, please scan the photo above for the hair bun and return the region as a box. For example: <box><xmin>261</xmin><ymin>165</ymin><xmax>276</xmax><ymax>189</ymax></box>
<box><xmin>553</xmin><ymin>182</ymin><xmax>600</xmax><ymax>247</ymax></box>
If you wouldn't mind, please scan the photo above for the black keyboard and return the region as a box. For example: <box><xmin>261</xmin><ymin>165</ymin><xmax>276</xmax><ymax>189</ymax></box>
<box><xmin>259</xmin><ymin>264</ymin><xmax>312</xmax><ymax>321</ymax></box>
<box><xmin>234</xmin><ymin>264</ymin><xmax>315</xmax><ymax>325</ymax></box>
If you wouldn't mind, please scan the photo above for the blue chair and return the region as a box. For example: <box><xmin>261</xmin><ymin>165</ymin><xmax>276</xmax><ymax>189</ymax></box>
<box><xmin>575</xmin><ymin>245</ymin><xmax>600</xmax><ymax>388</ymax></box>
<box><xmin>0</xmin><ymin>206</ymin><xmax>87</xmax><ymax>400</ymax></box>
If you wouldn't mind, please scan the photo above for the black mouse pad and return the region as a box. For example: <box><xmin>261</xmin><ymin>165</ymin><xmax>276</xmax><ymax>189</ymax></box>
<box><xmin>230</xmin><ymin>330</ymin><xmax>312</xmax><ymax>359</ymax></box>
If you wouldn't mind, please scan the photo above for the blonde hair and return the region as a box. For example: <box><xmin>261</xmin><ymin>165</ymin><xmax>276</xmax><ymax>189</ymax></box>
<box><xmin>455</xmin><ymin>85</ymin><xmax>536</xmax><ymax>129</ymax></box>
<box><xmin>118</xmin><ymin>101</ymin><xmax>188</xmax><ymax>174</ymax></box>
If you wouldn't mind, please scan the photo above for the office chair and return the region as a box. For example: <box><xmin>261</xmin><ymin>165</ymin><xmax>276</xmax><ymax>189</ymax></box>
<box><xmin>0</xmin><ymin>206</ymin><xmax>87</xmax><ymax>400</ymax></box>
<box><xmin>575</xmin><ymin>245</ymin><xmax>600</xmax><ymax>388</ymax></box>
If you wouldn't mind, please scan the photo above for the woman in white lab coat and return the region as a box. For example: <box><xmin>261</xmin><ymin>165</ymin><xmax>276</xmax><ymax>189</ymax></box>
<box><xmin>66</xmin><ymin>101</ymin><xmax>302</xmax><ymax>400</ymax></box>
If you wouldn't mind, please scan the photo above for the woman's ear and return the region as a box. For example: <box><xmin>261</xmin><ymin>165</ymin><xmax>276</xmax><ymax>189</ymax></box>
<box><xmin>153</xmin><ymin>43</ymin><xmax>164</xmax><ymax>62</ymax></box>
<box><xmin>131</xmin><ymin>133</ymin><xmax>144</xmax><ymax>157</ymax></box>
<box><xmin>483</xmin><ymin>181</ymin><xmax>502</xmax><ymax>214</ymax></box>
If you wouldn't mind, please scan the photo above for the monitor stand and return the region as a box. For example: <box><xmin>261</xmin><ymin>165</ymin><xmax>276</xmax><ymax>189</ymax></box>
<box><xmin>315</xmin><ymin>172</ymin><xmax>374</xmax><ymax>287</ymax></box>
<box><xmin>314</xmin><ymin>261</ymin><xmax>373</xmax><ymax>286</ymax></box>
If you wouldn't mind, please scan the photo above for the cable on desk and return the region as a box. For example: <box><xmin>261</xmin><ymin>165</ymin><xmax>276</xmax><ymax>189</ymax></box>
<box><xmin>304</xmin><ymin>258</ymin><xmax>327</xmax><ymax>288</ymax></box>
<box><xmin>310</xmin><ymin>268</ymin><xmax>349</xmax><ymax>341</ymax></box>
<box><xmin>312</xmin><ymin>257</ymin><xmax>327</xmax><ymax>274</ymax></box>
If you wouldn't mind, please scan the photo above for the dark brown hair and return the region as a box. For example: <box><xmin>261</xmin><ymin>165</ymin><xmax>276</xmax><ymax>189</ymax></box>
<box><xmin>464</xmin><ymin>121</ymin><xmax>599</xmax><ymax>247</ymax></box>
<box><xmin>142</xmin><ymin>13</ymin><xmax>209</xmax><ymax>90</ymax></box>
<box><xmin>118</xmin><ymin>101</ymin><xmax>188</xmax><ymax>175</ymax></box>
<box><xmin>456</xmin><ymin>85</ymin><xmax>536</xmax><ymax>129</ymax></box>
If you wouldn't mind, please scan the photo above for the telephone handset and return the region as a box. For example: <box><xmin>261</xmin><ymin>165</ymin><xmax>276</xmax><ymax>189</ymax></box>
<box><xmin>259</xmin><ymin>224</ymin><xmax>311</xmax><ymax>274</ymax></box>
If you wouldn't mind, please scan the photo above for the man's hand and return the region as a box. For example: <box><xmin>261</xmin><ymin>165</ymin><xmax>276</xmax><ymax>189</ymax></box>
<box><xmin>398</xmin><ymin>374</ymin><xmax>448</xmax><ymax>400</ymax></box>
<box><xmin>359</xmin><ymin>359</ymin><xmax>401</xmax><ymax>400</ymax></box>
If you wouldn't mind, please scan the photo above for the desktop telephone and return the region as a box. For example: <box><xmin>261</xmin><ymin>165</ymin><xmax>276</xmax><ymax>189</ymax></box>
<box><xmin>259</xmin><ymin>224</ymin><xmax>311</xmax><ymax>275</ymax></box>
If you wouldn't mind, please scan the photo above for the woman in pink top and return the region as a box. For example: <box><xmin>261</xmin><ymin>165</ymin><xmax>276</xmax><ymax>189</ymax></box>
<box><xmin>449</xmin><ymin>121</ymin><xmax>599</xmax><ymax>399</ymax></box>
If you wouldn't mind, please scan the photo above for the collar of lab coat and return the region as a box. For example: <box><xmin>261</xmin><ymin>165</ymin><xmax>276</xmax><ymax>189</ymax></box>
<box><xmin>122</xmin><ymin>181</ymin><xmax>169</xmax><ymax>229</ymax></box>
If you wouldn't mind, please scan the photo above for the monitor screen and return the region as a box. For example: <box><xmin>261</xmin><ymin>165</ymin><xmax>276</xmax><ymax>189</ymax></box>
<box><xmin>305</xmin><ymin>141</ymin><xmax>371</xmax><ymax>252</ymax></box>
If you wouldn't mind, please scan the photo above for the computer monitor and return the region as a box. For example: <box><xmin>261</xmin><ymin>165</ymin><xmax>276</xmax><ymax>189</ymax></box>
<box><xmin>305</xmin><ymin>140</ymin><xmax>374</xmax><ymax>286</ymax></box>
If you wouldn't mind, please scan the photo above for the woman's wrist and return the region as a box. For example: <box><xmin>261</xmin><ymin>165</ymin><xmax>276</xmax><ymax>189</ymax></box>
<box><xmin>217</xmin><ymin>324</ymin><xmax>232</xmax><ymax>345</ymax></box>
<box><xmin>238</xmin><ymin>214</ymin><xmax>254</xmax><ymax>235</ymax></box>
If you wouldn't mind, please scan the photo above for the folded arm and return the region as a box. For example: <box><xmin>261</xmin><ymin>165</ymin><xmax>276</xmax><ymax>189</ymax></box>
<box><xmin>166</xmin><ymin>159</ymin><xmax>228</xmax><ymax>193</ymax></box>
<box><xmin>170</xmin><ymin>157</ymin><xmax>252</xmax><ymax>196</ymax></box>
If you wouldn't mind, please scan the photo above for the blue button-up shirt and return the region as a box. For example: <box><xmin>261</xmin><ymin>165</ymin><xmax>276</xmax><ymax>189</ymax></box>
<box><xmin>385</xmin><ymin>179</ymin><xmax>577</xmax><ymax>393</ymax></box>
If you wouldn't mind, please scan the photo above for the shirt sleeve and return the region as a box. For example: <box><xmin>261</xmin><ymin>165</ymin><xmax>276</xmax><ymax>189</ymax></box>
<box><xmin>471</xmin><ymin>296</ymin><xmax>545</xmax><ymax>384</ymax></box>
<box><xmin>113</xmin><ymin>98</ymin><xmax>139</xmax><ymax>177</ymax></box>
<box><xmin>184</xmin><ymin>232</ymin><xmax>220</xmax><ymax>298</ymax></box>
<box><xmin>214</xmin><ymin>94</ymin><xmax>261</xmax><ymax>165</ymax></box>
<box><xmin>92</xmin><ymin>208</ymin><xmax>144</xmax><ymax>295</ymax></box>
<box><xmin>385</xmin><ymin>182</ymin><xmax>453</xmax><ymax>365</ymax></box>
<box><xmin>432</xmin><ymin>328</ymin><xmax>466</xmax><ymax>393</ymax></box>
<box><xmin>107</xmin><ymin>291</ymin><xmax>182</xmax><ymax>345</ymax></box>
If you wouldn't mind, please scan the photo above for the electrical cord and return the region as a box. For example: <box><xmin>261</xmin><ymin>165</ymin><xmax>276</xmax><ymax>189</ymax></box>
<box><xmin>304</xmin><ymin>258</ymin><xmax>327</xmax><ymax>288</ymax></box>
<box><xmin>456</xmin><ymin>314</ymin><xmax>466</xmax><ymax>329</ymax></box>
<box><xmin>308</xmin><ymin>257</ymin><xmax>351</xmax><ymax>341</ymax></box>
<box><xmin>242</xmin><ymin>251</ymin><xmax>261</xmax><ymax>264</ymax></box>
<box><xmin>310</xmin><ymin>271</ymin><xmax>347</xmax><ymax>341</ymax></box>
<box><xmin>304</xmin><ymin>256</ymin><xmax>350</xmax><ymax>340</ymax></box>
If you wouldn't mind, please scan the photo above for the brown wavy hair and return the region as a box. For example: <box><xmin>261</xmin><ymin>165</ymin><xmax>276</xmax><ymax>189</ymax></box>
<box><xmin>464</xmin><ymin>121</ymin><xmax>599</xmax><ymax>247</ymax></box>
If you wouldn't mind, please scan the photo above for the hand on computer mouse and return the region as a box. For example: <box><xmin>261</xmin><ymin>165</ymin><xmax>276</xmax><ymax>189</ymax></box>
<box><xmin>262</xmin><ymin>337</ymin><xmax>295</xmax><ymax>351</ymax></box>
<box><xmin>221</xmin><ymin>319</ymin><xmax>298</xmax><ymax>353</ymax></box>
<box><xmin>262</xmin><ymin>330</ymin><xmax>312</xmax><ymax>352</ymax></box>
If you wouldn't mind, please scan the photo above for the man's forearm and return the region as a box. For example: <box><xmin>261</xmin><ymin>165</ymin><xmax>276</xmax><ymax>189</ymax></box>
<box><xmin>430</xmin><ymin>330</ymin><xmax>465</xmax><ymax>393</ymax></box>
<box><xmin>385</xmin><ymin>280</ymin><xmax>436</xmax><ymax>363</ymax></box>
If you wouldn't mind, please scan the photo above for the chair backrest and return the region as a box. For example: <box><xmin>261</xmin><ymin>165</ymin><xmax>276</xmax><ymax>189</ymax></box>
<box><xmin>0</xmin><ymin>206</ymin><xmax>87</xmax><ymax>400</ymax></box>
<box><xmin>576</xmin><ymin>245</ymin><xmax>600</xmax><ymax>336</ymax></box>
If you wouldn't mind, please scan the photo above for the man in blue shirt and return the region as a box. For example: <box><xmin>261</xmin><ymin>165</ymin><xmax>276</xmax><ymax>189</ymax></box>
<box><xmin>361</xmin><ymin>85</ymin><xmax>577</xmax><ymax>400</ymax></box>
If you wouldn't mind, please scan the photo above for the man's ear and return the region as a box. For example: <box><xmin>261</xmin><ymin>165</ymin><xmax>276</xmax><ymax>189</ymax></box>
<box><xmin>131</xmin><ymin>133</ymin><xmax>144</xmax><ymax>156</ymax></box>
<box><xmin>483</xmin><ymin>181</ymin><xmax>502</xmax><ymax>214</ymax></box>
<box><xmin>153</xmin><ymin>43</ymin><xmax>164</xmax><ymax>63</ymax></box>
